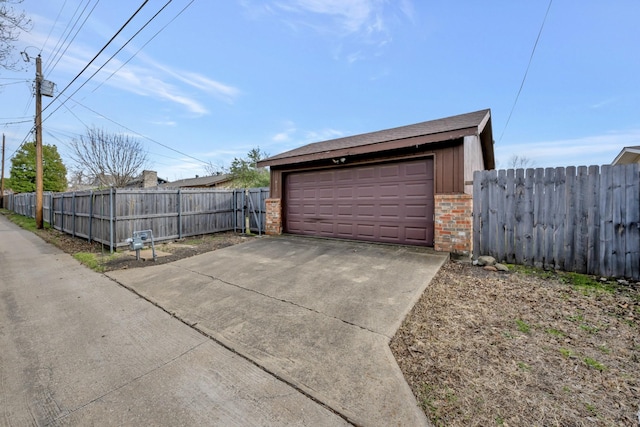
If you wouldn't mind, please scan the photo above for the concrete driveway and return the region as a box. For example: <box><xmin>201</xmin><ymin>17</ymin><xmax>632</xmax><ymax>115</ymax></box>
<box><xmin>107</xmin><ymin>235</ymin><xmax>448</xmax><ymax>426</ymax></box>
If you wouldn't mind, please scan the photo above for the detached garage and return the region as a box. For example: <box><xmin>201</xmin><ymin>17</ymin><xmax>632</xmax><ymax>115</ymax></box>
<box><xmin>258</xmin><ymin>109</ymin><xmax>495</xmax><ymax>254</ymax></box>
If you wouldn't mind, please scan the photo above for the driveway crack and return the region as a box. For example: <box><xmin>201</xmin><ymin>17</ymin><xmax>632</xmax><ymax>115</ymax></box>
<box><xmin>179</xmin><ymin>266</ymin><xmax>387</xmax><ymax>338</ymax></box>
<box><xmin>49</xmin><ymin>341</ymin><xmax>207</xmax><ymax>425</ymax></box>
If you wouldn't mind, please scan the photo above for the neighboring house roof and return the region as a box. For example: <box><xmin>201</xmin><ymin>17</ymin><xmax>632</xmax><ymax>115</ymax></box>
<box><xmin>125</xmin><ymin>177</ymin><xmax>169</xmax><ymax>188</ymax></box>
<box><xmin>611</xmin><ymin>145</ymin><xmax>640</xmax><ymax>165</ymax></box>
<box><xmin>258</xmin><ymin>109</ymin><xmax>494</xmax><ymax>169</ymax></box>
<box><xmin>160</xmin><ymin>174</ymin><xmax>232</xmax><ymax>188</ymax></box>
<box><xmin>125</xmin><ymin>174</ymin><xmax>169</xmax><ymax>188</ymax></box>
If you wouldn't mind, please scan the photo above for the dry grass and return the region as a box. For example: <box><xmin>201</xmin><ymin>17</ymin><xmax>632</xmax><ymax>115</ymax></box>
<box><xmin>390</xmin><ymin>261</ymin><xmax>640</xmax><ymax>426</ymax></box>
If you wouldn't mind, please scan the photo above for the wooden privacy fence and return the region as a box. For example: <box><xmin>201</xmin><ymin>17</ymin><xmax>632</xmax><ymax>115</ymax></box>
<box><xmin>473</xmin><ymin>164</ymin><xmax>640</xmax><ymax>280</ymax></box>
<box><xmin>6</xmin><ymin>187</ymin><xmax>269</xmax><ymax>251</ymax></box>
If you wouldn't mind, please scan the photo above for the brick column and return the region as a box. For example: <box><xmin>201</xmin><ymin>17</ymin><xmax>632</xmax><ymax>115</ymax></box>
<box><xmin>434</xmin><ymin>193</ymin><xmax>473</xmax><ymax>256</ymax></box>
<box><xmin>265</xmin><ymin>198</ymin><xmax>282</xmax><ymax>235</ymax></box>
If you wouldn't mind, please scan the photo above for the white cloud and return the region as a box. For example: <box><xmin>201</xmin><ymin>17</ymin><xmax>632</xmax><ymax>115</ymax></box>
<box><xmin>23</xmin><ymin>15</ymin><xmax>239</xmax><ymax>116</ymax></box>
<box><xmin>266</xmin><ymin>121</ymin><xmax>345</xmax><ymax>150</ymax></box>
<box><xmin>497</xmin><ymin>130</ymin><xmax>640</xmax><ymax>168</ymax></box>
<box><xmin>304</xmin><ymin>128</ymin><xmax>344</xmax><ymax>142</ymax></box>
<box><xmin>151</xmin><ymin>120</ymin><xmax>177</xmax><ymax>127</ymax></box>
<box><xmin>272</xmin><ymin>120</ymin><xmax>297</xmax><ymax>142</ymax></box>
<box><xmin>279</xmin><ymin>0</ymin><xmax>377</xmax><ymax>34</ymax></box>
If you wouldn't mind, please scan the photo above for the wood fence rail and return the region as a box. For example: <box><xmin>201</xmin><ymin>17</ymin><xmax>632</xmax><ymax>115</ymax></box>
<box><xmin>473</xmin><ymin>164</ymin><xmax>640</xmax><ymax>280</ymax></box>
<box><xmin>6</xmin><ymin>187</ymin><xmax>269</xmax><ymax>251</ymax></box>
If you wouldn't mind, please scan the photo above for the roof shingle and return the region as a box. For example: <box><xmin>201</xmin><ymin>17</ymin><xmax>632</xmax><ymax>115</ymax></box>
<box><xmin>260</xmin><ymin>109</ymin><xmax>491</xmax><ymax>166</ymax></box>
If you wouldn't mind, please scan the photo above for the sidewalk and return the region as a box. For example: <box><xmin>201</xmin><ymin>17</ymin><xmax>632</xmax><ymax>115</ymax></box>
<box><xmin>0</xmin><ymin>215</ymin><xmax>348</xmax><ymax>426</ymax></box>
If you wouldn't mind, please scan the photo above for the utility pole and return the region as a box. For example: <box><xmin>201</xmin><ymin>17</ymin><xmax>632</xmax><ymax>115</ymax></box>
<box><xmin>1</xmin><ymin>133</ymin><xmax>5</xmax><ymax>209</ymax></box>
<box><xmin>35</xmin><ymin>54</ymin><xmax>43</xmax><ymax>229</ymax></box>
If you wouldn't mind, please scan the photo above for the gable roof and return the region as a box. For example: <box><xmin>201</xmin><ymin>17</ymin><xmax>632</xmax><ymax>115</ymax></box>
<box><xmin>160</xmin><ymin>174</ymin><xmax>232</xmax><ymax>188</ymax></box>
<box><xmin>258</xmin><ymin>109</ymin><xmax>493</xmax><ymax>168</ymax></box>
<box><xmin>611</xmin><ymin>145</ymin><xmax>640</xmax><ymax>165</ymax></box>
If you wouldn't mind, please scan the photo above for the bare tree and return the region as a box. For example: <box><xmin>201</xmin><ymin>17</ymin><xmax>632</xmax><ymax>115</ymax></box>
<box><xmin>204</xmin><ymin>160</ymin><xmax>226</xmax><ymax>176</ymax></box>
<box><xmin>508</xmin><ymin>154</ymin><xmax>536</xmax><ymax>169</ymax></box>
<box><xmin>69</xmin><ymin>127</ymin><xmax>148</xmax><ymax>188</ymax></box>
<box><xmin>0</xmin><ymin>0</ymin><xmax>31</xmax><ymax>71</ymax></box>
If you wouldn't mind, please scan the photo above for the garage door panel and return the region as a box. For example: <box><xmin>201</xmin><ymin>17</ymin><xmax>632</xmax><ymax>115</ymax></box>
<box><xmin>336</xmin><ymin>169</ymin><xmax>356</xmax><ymax>181</ymax></box>
<box><xmin>378</xmin><ymin>184</ymin><xmax>400</xmax><ymax>198</ymax></box>
<box><xmin>404</xmin><ymin>162</ymin><xmax>429</xmax><ymax>177</ymax></box>
<box><xmin>336</xmin><ymin>224</ymin><xmax>354</xmax><ymax>237</ymax></box>
<box><xmin>356</xmin><ymin>168</ymin><xmax>375</xmax><ymax>180</ymax></box>
<box><xmin>379</xmin><ymin>225</ymin><xmax>400</xmax><ymax>239</ymax></box>
<box><xmin>405</xmin><ymin>204</ymin><xmax>429</xmax><ymax>218</ymax></box>
<box><xmin>337</xmin><ymin>204</ymin><xmax>353</xmax><ymax>216</ymax></box>
<box><xmin>405</xmin><ymin>227</ymin><xmax>428</xmax><ymax>241</ymax></box>
<box><xmin>354</xmin><ymin>185</ymin><xmax>376</xmax><ymax>199</ymax></box>
<box><xmin>285</xmin><ymin>158</ymin><xmax>434</xmax><ymax>246</ymax></box>
<box><xmin>356</xmin><ymin>224</ymin><xmax>375</xmax><ymax>237</ymax></box>
<box><xmin>336</xmin><ymin>187</ymin><xmax>353</xmax><ymax>198</ymax></box>
<box><xmin>404</xmin><ymin>182</ymin><xmax>429</xmax><ymax>196</ymax></box>
<box><xmin>379</xmin><ymin>204</ymin><xmax>400</xmax><ymax>219</ymax></box>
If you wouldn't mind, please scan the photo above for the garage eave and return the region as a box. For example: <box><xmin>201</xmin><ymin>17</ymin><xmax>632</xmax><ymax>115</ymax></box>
<box><xmin>260</xmin><ymin>122</ymin><xmax>487</xmax><ymax>168</ymax></box>
<box><xmin>259</xmin><ymin>109</ymin><xmax>491</xmax><ymax>168</ymax></box>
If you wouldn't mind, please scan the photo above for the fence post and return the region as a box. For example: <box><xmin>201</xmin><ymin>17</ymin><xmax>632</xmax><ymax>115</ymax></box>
<box><xmin>241</xmin><ymin>189</ymin><xmax>246</xmax><ymax>234</ymax></box>
<box><xmin>49</xmin><ymin>193</ymin><xmax>53</xmax><ymax>225</ymax></box>
<box><xmin>88</xmin><ymin>191</ymin><xmax>93</xmax><ymax>242</ymax></box>
<box><xmin>178</xmin><ymin>189</ymin><xmax>182</xmax><ymax>239</ymax></box>
<box><xmin>109</xmin><ymin>187</ymin><xmax>114</xmax><ymax>253</ymax></box>
<box><xmin>72</xmin><ymin>191</ymin><xmax>76</xmax><ymax>238</ymax></box>
<box><xmin>233</xmin><ymin>190</ymin><xmax>238</xmax><ymax>232</ymax></box>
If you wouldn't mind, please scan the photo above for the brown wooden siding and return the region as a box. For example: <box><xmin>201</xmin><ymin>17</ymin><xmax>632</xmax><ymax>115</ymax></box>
<box><xmin>434</xmin><ymin>142</ymin><xmax>464</xmax><ymax>193</ymax></box>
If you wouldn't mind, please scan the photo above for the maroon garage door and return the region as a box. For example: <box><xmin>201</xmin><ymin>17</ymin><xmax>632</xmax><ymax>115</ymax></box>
<box><xmin>284</xmin><ymin>158</ymin><xmax>434</xmax><ymax>246</ymax></box>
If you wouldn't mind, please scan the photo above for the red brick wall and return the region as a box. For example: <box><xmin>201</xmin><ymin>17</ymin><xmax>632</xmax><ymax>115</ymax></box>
<box><xmin>265</xmin><ymin>198</ymin><xmax>282</xmax><ymax>235</ymax></box>
<box><xmin>434</xmin><ymin>193</ymin><xmax>473</xmax><ymax>256</ymax></box>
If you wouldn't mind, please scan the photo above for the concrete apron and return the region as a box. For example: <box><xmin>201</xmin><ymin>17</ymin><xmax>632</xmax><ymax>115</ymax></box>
<box><xmin>107</xmin><ymin>235</ymin><xmax>448</xmax><ymax>426</ymax></box>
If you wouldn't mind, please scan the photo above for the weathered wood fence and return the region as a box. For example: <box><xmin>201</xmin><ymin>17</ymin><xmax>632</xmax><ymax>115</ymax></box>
<box><xmin>473</xmin><ymin>164</ymin><xmax>640</xmax><ymax>280</ymax></box>
<box><xmin>6</xmin><ymin>187</ymin><xmax>269</xmax><ymax>251</ymax></box>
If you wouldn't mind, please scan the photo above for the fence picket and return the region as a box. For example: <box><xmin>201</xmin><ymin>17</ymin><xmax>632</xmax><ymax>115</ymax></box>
<box><xmin>473</xmin><ymin>164</ymin><xmax>639</xmax><ymax>280</ymax></box>
<box><xmin>586</xmin><ymin>166</ymin><xmax>600</xmax><ymax>275</ymax></box>
<box><xmin>625</xmin><ymin>164</ymin><xmax>640</xmax><ymax>279</ymax></box>
<box><xmin>514</xmin><ymin>168</ymin><xmax>525</xmax><ymax>265</ymax></box>
<box><xmin>552</xmin><ymin>167</ymin><xmax>565</xmax><ymax>270</ymax></box>
<box><xmin>7</xmin><ymin>187</ymin><xmax>269</xmax><ymax>248</ymax></box>
<box><xmin>574</xmin><ymin>166</ymin><xmax>588</xmax><ymax>274</ymax></box>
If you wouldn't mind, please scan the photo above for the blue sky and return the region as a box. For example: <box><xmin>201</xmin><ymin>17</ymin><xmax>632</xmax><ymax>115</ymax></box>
<box><xmin>1</xmin><ymin>0</ymin><xmax>639</xmax><ymax>181</ymax></box>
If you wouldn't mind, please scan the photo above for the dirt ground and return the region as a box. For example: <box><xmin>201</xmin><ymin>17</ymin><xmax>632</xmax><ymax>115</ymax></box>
<box><xmin>390</xmin><ymin>261</ymin><xmax>640</xmax><ymax>427</ymax></box>
<box><xmin>27</xmin><ymin>224</ymin><xmax>640</xmax><ymax>426</ymax></box>
<box><xmin>30</xmin><ymin>226</ymin><xmax>252</xmax><ymax>271</ymax></box>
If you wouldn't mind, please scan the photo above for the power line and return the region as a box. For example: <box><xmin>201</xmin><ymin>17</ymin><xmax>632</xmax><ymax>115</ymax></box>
<box><xmin>42</xmin><ymin>0</ymin><xmax>150</xmax><ymax>114</ymax></box>
<box><xmin>39</xmin><ymin>0</ymin><xmax>69</xmax><ymax>54</ymax></box>
<box><xmin>498</xmin><ymin>0</ymin><xmax>553</xmax><ymax>144</ymax></box>
<box><xmin>92</xmin><ymin>0</ymin><xmax>196</xmax><ymax>93</ymax></box>
<box><xmin>0</xmin><ymin>80</ymin><xmax>30</xmax><ymax>87</ymax></box>
<box><xmin>43</xmin><ymin>0</ymin><xmax>174</xmax><ymax>121</ymax></box>
<box><xmin>44</xmin><ymin>0</ymin><xmax>95</xmax><ymax>75</ymax></box>
<box><xmin>57</xmin><ymin>93</ymin><xmax>210</xmax><ymax>165</ymax></box>
<box><xmin>46</xmin><ymin>125</ymin><xmax>199</xmax><ymax>164</ymax></box>
<box><xmin>45</xmin><ymin>0</ymin><xmax>101</xmax><ymax>76</ymax></box>
<box><xmin>0</xmin><ymin>120</ymin><xmax>31</xmax><ymax>126</ymax></box>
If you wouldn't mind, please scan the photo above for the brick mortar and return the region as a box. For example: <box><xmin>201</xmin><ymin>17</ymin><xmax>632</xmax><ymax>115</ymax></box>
<box><xmin>265</xmin><ymin>198</ymin><xmax>282</xmax><ymax>235</ymax></box>
<box><xmin>434</xmin><ymin>194</ymin><xmax>473</xmax><ymax>256</ymax></box>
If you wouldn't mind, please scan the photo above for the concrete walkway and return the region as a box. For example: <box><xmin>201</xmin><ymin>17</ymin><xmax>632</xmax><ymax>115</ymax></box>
<box><xmin>108</xmin><ymin>235</ymin><xmax>448</xmax><ymax>426</ymax></box>
<box><xmin>0</xmin><ymin>216</ymin><xmax>348</xmax><ymax>426</ymax></box>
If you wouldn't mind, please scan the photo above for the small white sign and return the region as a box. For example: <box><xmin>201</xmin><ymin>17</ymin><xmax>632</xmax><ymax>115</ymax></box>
<box><xmin>41</xmin><ymin>80</ymin><xmax>55</xmax><ymax>97</ymax></box>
